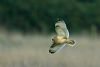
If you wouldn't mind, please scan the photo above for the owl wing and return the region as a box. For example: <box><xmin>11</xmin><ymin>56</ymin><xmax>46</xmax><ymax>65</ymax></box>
<box><xmin>55</xmin><ymin>20</ymin><xmax>69</xmax><ymax>38</ymax></box>
<box><xmin>49</xmin><ymin>43</ymin><xmax>66</xmax><ymax>54</ymax></box>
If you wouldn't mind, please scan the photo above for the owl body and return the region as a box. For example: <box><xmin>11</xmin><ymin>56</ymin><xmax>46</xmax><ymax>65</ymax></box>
<box><xmin>52</xmin><ymin>36</ymin><xmax>67</xmax><ymax>44</ymax></box>
<box><xmin>49</xmin><ymin>20</ymin><xmax>75</xmax><ymax>54</ymax></box>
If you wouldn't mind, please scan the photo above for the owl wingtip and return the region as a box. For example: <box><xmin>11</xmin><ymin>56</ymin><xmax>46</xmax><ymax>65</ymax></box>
<box><xmin>56</xmin><ymin>18</ymin><xmax>64</xmax><ymax>22</ymax></box>
<box><xmin>49</xmin><ymin>50</ymin><xmax>55</xmax><ymax>54</ymax></box>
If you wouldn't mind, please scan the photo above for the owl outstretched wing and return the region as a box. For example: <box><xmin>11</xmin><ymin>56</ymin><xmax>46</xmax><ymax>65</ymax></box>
<box><xmin>49</xmin><ymin>43</ymin><xmax>66</xmax><ymax>54</ymax></box>
<box><xmin>55</xmin><ymin>20</ymin><xmax>69</xmax><ymax>38</ymax></box>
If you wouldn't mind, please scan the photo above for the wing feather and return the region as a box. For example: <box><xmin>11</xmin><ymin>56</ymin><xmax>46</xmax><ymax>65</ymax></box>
<box><xmin>55</xmin><ymin>20</ymin><xmax>69</xmax><ymax>38</ymax></box>
<box><xmin>49</xmin><ymin>43</ymin><xmax>66</xmax><ymax>54</ymax></box>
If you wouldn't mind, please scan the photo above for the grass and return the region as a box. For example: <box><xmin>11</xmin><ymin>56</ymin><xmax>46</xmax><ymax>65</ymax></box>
<box><xmin>0</xmin><ymin>32</ymin><xmax>99</xmax><ymax>67</ymax></box>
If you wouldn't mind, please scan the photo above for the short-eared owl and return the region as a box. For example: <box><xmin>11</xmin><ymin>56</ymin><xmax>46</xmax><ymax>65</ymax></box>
<box><xmin>49</xmin><ymin>19</ymin><xmax>75</xmax><ymax>54</ymax></box>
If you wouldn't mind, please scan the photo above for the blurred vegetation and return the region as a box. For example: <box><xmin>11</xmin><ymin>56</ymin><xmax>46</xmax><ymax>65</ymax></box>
<box><xmin>0</xmin><ymin>0</ymin><xmax>100</xmax><ymax>34</ymax></box>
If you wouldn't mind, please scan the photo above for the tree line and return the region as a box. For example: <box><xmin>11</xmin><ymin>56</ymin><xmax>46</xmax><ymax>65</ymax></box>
<box><xmin>0</xmin><ymin>0</ymin><xmax>100</xmax><ymax>34</ymax></box>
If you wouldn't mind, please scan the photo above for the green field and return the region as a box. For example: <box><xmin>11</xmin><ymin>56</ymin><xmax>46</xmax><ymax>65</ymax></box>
<box><xmin>0</xmin><ymin>32</ymin><xmax>99</xmax><ymax>67</ymax></box>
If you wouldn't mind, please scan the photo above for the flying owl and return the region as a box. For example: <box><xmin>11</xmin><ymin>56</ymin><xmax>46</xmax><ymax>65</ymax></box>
<box><xmin>49</xmin><ymin>19</ymin><xmax>75</xmax><ymax>54</ymax></box>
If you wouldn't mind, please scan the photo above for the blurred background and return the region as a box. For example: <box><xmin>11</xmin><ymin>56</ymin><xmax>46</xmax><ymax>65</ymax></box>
<box><xmin>0</xmin><ymin>0</ymin><xmax>100</xmax><ymax>67</ymax></box>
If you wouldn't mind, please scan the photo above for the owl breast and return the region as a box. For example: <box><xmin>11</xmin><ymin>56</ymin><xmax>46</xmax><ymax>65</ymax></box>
<box><xmin>53</xmin><ymin>36</ymin><xmax>67</xmax><ymax>44</ymax></box>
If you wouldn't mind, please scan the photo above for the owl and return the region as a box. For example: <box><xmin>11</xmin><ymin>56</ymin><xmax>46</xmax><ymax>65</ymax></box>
<box><xmin>49</xmin><ymin>19</ymin><xmax>75</xmax><ymax>54</ymax></box>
